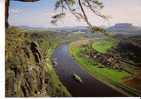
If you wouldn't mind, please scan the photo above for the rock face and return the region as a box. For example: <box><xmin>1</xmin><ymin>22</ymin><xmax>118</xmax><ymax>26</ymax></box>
<box><xmin>30</xmin><ymin>41</ymin><xmax>42</xmax><ymax>63</ymax></box>
<box><xmin>5</xmin><ymin>28</ymin><xmax>48</xmax><ymax>97</ymax></box>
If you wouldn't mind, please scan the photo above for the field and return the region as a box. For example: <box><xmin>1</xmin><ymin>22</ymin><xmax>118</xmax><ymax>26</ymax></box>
<box><xmin>92</xmin><ymin>38</ymin><xmax>117</xmax><ymax>53</ymax></box>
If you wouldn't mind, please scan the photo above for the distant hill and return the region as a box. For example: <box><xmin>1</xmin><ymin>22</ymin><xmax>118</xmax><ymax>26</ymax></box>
<box><xmin>16</xmin><ymin>25</ymin><xmax>48</xmax><ymax>30</ymax></box>
<box><xmin>16</xmin><ymin>23</ymin><xmax>141</xmax><ymax>36</ymax></box>
<box><xmin>110</xmin><ymin>23</ymin><xmax>133</xmax><ymax>30</ymax></box>
<box><xmin>17</xmin><ymin>25</ymin><xmax>89</xmax><ymax>34</ymax></box>
<box><xmin>107</xmin><ymin>23</ymin><xmax>141</xmax><ymax>36</ymax></box>
<box><xmin>47</xmin><ymin>26</ymin><xmax>89</xmax><ymax>33</ymax></box>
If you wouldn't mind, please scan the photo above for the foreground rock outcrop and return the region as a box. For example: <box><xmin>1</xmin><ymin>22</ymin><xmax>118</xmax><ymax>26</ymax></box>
<box><xmin>6</xmin><ymin>27</ymin><xmax>49</xmax><ymax>96</ymax></box>
<box><xmin>5</xmin><ymin>27</ymin><xmax>71</xmax><ymax>97</ymax></box>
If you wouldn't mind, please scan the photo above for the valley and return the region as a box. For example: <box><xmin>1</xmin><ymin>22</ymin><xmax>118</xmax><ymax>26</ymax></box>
<box><xmin>6</xmin><ymin>24</ymin><xmax>141</xmax><ymax>96</ymax></box>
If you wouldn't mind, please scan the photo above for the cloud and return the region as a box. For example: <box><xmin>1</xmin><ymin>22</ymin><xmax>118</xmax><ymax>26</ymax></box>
<box><xmin>10</xmin><ymin>9</ymin><xmax>23</xmax><ymax>14</ymax></box>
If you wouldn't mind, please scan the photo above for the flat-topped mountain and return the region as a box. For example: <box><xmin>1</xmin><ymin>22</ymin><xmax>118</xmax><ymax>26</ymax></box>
<box><xmin>107</xmin><ymin>23</ymin><xmax>141</xmax><ymax>36</ymax></box>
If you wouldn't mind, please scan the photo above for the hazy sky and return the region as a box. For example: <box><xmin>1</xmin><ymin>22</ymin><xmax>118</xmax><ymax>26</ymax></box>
<box><xmin>9</xmin><ymin>0</ymin><xmax>141</xmax><ymax>27</ymax></box>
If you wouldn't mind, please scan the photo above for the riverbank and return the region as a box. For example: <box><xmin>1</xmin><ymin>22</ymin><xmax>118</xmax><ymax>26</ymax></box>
<box><xmin>69</xmin><ymin>39</ymin><xmax>140</xmax><ymax>96</ymax></box>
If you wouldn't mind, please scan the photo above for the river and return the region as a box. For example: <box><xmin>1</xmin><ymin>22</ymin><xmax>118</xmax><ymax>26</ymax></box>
<box><xmin>52</xmin><ymin>44</ymin><xmax>125</xmax><ymax>97</ymax></box>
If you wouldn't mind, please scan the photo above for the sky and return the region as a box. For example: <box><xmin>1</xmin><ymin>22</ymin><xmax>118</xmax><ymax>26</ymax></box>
<box><xmin>9</xmin><ymin>0</ymin><xmax>141</xmax><ymax>28</ymax></box>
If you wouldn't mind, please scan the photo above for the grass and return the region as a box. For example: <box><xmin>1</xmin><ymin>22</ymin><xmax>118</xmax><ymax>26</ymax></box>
<box><xmin>92</xmin><ymin>38</ymin><xmax>116</xmax><ymax>53</ymax></box>
<box><xmin>45</xmin><ymin>54</ymin><xmax>71</xmax><ymax>96</ymax></box>
<box><xmin>70</xmin><ymin>45</ymin><xmax>129</xmax><ymax>82</ymax></box>
<box><xmin>69</xmin><ymin>40</ymin><xmax>140</xmax><ymax>96</ymax></box>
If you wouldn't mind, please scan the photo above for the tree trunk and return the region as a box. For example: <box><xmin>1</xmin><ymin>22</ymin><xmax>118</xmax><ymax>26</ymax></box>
<box><xmin>5</xmin><ymin>0</ymin><xmax>9</xmax><ymax>28</ymax></box>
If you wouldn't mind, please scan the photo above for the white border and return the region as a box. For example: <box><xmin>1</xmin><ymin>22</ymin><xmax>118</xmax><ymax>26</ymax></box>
<box><xmin>0</xmin><ymin>0</ymin><xmax>140</xmax><ymax>99</ymax></box>
<box><xmin>0</xmin><ymin>0</ymin><xmax>5</xmax><ymax>98</ymax></box>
